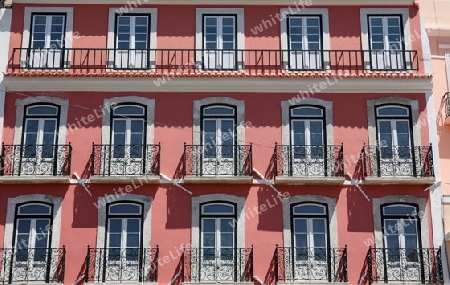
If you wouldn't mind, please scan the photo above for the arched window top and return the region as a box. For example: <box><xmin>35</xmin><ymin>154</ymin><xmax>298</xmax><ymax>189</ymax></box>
<box><xmin>382</xmin><ymin>204</ymin><xmax>416</xmax><ymax>216</ymax></box>
<box><xmin>26</xmin><ymin>105</ymin><xmax>58</xmax><ymax>116</ymax></box>
<box><xmin>202</xmin><ymin>203</ymin><xmax>235</xmax><ymax>215</ymax></box>
<box><xmin>291</xmin><ymin>106</ymin><xmax>323</xmax><ymax>117</ymax></box>
<box><xmin>293</xmin><ymin>203</ymin><xmax>326</xmax><ymax>215</ymax></box>
<box><xmin>109</xmin><ymin>203</ymin><xmax>142</xmax><ymax>215</ymax></box>
<box><xmin>18</xmin><ymin>203</ymin><xmax>51</xmax><ymax>215</ymax></box>
<box><xmin>113</xmin><ymin>105</ymin><xmax>145</xmax><ymax>116</ymax></box>
<box><xmin>376</xmin><ymin>105</ymin><xmax>409</xmax><ymax>117</ymax></box>
<box><xmin>203</xmin><ymin>105</ymin><xmax>235</xmax><ymax>116</ymax></box>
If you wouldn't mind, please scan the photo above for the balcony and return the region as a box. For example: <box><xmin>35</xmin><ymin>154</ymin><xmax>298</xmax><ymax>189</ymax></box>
<box><xmin>0</xmin><ymin>144</ymin><xmax>72</xmax><ymax>183</ymax></box>
<box><xmin>182</xmin><ymin>247</ymin><xmax>253</xmax><ymax>284</ymax></box>
<box><xmin>84</xmin><ymin>247</ymin><xmax>159</xmax><ymax>283</ymax></box>
<box><xmin>9</xmin><ymin>48</ymin><xmax>419</xmax><ymax>77</ymax></box>
<box><xmin>366</xmin><ymin>247</ymin><xmax>443</xmax><ymax>284</ymax></box>
<box><xmin>275</xmin><ymin>247</ymin><xmax>348</xmax><ymax>284</ymax></box>
<box><xmin>361</xmin><ymin>145</ymin><xmax>434</xmax><ymax>185</ymax></box>
<box><xmin>183</xmin><ymin>144</ymin><xmax>253</xmax><ymax>183</ymax></box>
<box><xmin>90</xmin><ymin>144</ymin><xmax>160</xmax><ymax>184</ymax></box>
<box><xmin>0</xmin><ymin>247</ymin><xmax>66</xmax><ymax>284</ymax></box>
<box><xmin>274</xmin><ymin>144</ymin><xmax>345</xmax><ymax>185</ymax></box>
<box><xmin>444</xmin><ymin>93</ymin><xmax>450</xmax><ymax>125</ymax></box>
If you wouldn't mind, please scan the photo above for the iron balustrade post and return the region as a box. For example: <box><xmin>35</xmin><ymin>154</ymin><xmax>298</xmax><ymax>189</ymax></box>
<box><xmin>45</xmin><ymin>247</ymin><xmax>53</xmax><ymax>283</ymax></box>
<box><xmin>367</xmin><ymin>247</ymin><xmax>373</xmax><ymax>284</ymax></box>
<box><xmin>90</xmin><ymin>143</ymin><xmax>95</xmax><ymax>175</ymax></box>
<box><xmin>52</xmin><ymin>145</ymin><xmax>59</xmax><ymax>176</ymax></box>
<box><xmin>138</xmin><ymin>247</ymin><xmax>144</xmax><ymax>282</ymax></box>
<box><xmin>274</xmin><ymin>143</ymin><xmax>278</xmax><ymax>177</ymax></box>
<box><xmin>85</xmin><ymin>246</ymin><xmax>90</xmax><ymax>283</ymax></box>
<box><xmin>61</xmin><ymin>246</ymin><xmax>66</xmax><ymax>283</ymax></box>
<box><xmin>327</xmin><ymin>247</ymin><xmax>332</xmax><ymax>282</ymax></box>
<box><xmin>67</xmin><ymin>143</ymin><xmax>72</xmax><ymax>176</ymax></box>
<box><xmin>343</xmin><ymin>245</ymin><xmax>348</xmax><ymax>282</ymax></box>
<box><xmin>412</xmin><ymin>146</ymin><xmax>418</xmax><ymax>177</ymax></box>
<box><xmin>0</xmin><ymin>143</ymin><xmax>4</xmax><ymax>176</ymax></box>
<box><xmin>429</xmin><ymin>144</ymin><xmax>435</xmax><ymax>177</ymax></box>
<box><xmin>101</xmin><ymin>248</ymin><xmax>107</xmax><ymax>283</ymax></box>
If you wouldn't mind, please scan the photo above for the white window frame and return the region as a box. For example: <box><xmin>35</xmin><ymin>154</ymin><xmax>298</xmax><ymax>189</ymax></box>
<box><xmin>280</xmin><ymin>8</ymin><xmax>330</xmax><ymax>70</ymax></box>
<box><xmin>107</xmin><ymin>8</ymin><xmax>157</xmax><ymax>69</ymax></box>
<box><xmin>21</xmin><ymin>7</ymin><xmax>74</xmax><ymax>68</ymax></box>
<box><xmin>360</xmin><ymin>8</ymin><xmax>412</xmax><ymax>70</ymax></box>
<box><xmin>195</xmin><ymin>8</ymin><xmax>244</xmax><ymax>70</ymax></box>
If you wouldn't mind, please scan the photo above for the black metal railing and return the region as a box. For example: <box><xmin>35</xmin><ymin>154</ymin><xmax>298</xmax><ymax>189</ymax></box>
<box><xmin>84</xmin><ymin>246</ymin><xmax>159</xmax><ymax>283</ymax></box>
<box><xmin>444</xmin><ymin>92</ymin><xmax>450</xmax><ymax>119</ymax></box>
<box><xmin>90</xmin><ymin>144</ymin><xmax>160</xmax><ymax>177</ymax></box>
<box><xmin>274</xmin><ymin>144</ymin><xmax>344</xmax><ymax>177</ymax></box>
<box><xmin>9</xmin><ymin>48</ymin><xmax>419</xmax><ymax>74</ymax></box>
<box><xmin>0</xmin><ymin>247</ymin><xmax>66</xmax><ymax>283</ymax></box>
<box><xmin>183</xmin><ymin>144</ymin><xmax>252</xmax><ymax>177</ymax></box>
<box><xmin>367</xmin><ymin>247</ymin><xmax>443</xmax><ymax>284</ymax></box>
<box><xmin>362</xmin><ymin>144</ymin><xmax>434</xmax><ymax>178</ymax></box>
<box><xmin>275</xmin><ymin>246</ymin><xmax>347</xmax><ymax>282</ymax></box>
<box><xmin>0</xmin><ymin>144</ymin><xmax>72</xmax><ymax>177</ymax></box>
<box><xmin>182</xmin><ymin>247</ymin><xmax>253</xmax><ymax>282</ymax></box>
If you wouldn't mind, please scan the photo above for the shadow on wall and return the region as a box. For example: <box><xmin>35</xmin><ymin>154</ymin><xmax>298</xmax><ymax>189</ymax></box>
<box><xmin>166</xmin><ymin>184</ymin><xmax>191</xmax><ymax>230</ymax></box>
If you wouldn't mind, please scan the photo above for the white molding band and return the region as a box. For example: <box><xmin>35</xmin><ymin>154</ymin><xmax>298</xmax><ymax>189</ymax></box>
<box><xmin>3</xmin><ymin>194</ymin><xmax>63</xmax><ymax>249</ymax></box>
<box><xmin>13</xmin><ymin>96</ymin><xmax>69</xmax><ymax>146</ymax></box>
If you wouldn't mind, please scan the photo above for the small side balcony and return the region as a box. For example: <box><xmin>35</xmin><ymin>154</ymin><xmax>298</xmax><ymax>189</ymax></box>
<box><xmin>366</xmin><ymin>247</ymin><xmax>443</xmax><ymax>284</ymax></box>
<box><xmin>274</xmin><ymin>144</ymin><xmax>345</xmax><ymax>185</ymax></box>
<box><xmin>361</xmin><ymin>144</ymin><xmax>434</xmax><ymax>185</ymax></box>
<box><xmin>0</xmin><ymin>247</ymin><xmax>66</xmax><ymax>284</ymax></box>
<box><xmin>182</xmin><ymin>247</ymin><xmax>253</xmax><ymax>284</ymax></box>
<box><xmin>0</xmin><ymin>144</ymin><xmax>72</xmax><ymax>183</ymax></box>
<box><xmin>8</xmin><ymin>48</ymin><xmax>420</xmax><ymax>77</ymax></box>
<box><xmin>183</xmin><ymin>144</ymin><xmax>253</xmax><ymax>184</ymax></box>
<box><xmin>275</xmin><ymin>246</ymin><xmax>348</xmax><ymax>284</ymax></box>
<box><xmin>90</xmin><ymin>144</ymin><xmax>160</xmax><ymax>184</ymax></box>
<box><xmin>84</xmin><ymin>247</ymin><xmax>159</xmax><ymax>284</ymax></box>
<box><xmin>444</xmin><ymin>92</ymin><xmax>450</xmax><ymax>125</ymax></box>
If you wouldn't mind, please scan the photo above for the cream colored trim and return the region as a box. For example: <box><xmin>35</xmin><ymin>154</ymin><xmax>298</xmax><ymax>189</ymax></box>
<box><xmin>280</xmin><ymin>8</ymin><xmax>330</xmax><ymax>69</ymax></box>
<box><xmin>12</xmin><ymin>0</ymin><xmax>415</xmax><ymax>5</ymax></box>
<box><xmin>360</xmin><ymin>8</ymin><xmax>412</xmax><ymax>69</ymax></box>
<box><xmin>4</xmin><ymin>77</ymin><xmax>434</xmax><ymax>93</ymax></box>
<box><xmin>446</xmin><ymin>52</ymin><xmax>450</xmax><ymax>91</ymax></box>
<box><xmin>13</xmin><ymin>96</ymin><xmax>68</xmax><ymax>146</ymax></box>
<box><xmin>3</xmin><ymin>194</ymin><xmax>63</xmax><ymax>249</ymax></box>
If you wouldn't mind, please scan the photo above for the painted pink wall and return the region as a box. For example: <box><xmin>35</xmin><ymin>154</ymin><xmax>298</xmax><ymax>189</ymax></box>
<box><xmin>0</xmin><ymin>91</ymin><xmax>432</xmax><ymax>285</ymax></box>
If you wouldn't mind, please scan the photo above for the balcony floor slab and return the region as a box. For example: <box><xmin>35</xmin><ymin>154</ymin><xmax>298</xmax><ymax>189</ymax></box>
<box><xmin>183</xmin><ymin>283</ymin><xmax>253</xmax><ymax>285</ymax></box>
<box><xmin>364</xmin><ymin>177</ymin><xmax>435</xmax><ymax>185</ymax></box>
<box><xmin>183</xmin><ymin>176</ymin><xmax>253</xmax><ymax>184</ymax></box>
<box><xmin>278</xmin><ymin>283</ymin><xmax>348</xmax><ymax>285</ymax></box>
<box><xmin>275</xmin><ymin>177</ymin><xmax>345</xmax><ymax>186</ymax></box>
<box><xmin>90</xmin><ymin>176</ymin><xmax>160</xmax><ymax>184</ymax></box>
<box><xmin>0</xmin><ymin>176</ymin><xmax>70</xmax><ymax>184</ymax></box>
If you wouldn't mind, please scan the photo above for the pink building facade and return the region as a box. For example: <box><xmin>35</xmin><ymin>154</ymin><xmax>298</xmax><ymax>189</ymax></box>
<box><xmin>0</xmin><ymin>0</ymin><xmax>448</xmax><ymax>285</ymax></box>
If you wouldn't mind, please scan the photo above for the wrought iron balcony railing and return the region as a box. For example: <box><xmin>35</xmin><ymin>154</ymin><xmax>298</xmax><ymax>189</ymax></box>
<box><xmin>362</xmin><ymin>144</ymin><xmax>434</xmax><ymax>178</ymax></box>
<box><xmin>9</xmin><ymin>48</ymin><xmax>419</xmax><ymax>75</ymax></box>
<box><xmin>444</xmin><ymin>92</ymin><xmax>450</xmax><ymax>119</ymax></box>
<box><xmin>0</xmin><ymin>144</ymin><xmax>72</xmax><ymax>177</ymax></box>
<box><xmin>274</xmin><ymin>144</ymin><xmax>344</xmax><ymax>178</ymax></box>
<box><xmin>275</xmin><ymin>246</ymin><xmax>347</xmax><ymax>282</ymax></box>
<box><xmin>183</xmin><ymin>144</ymin><xmax>252</xmax><ymax>177</ymax></box>
<box><xmin>84</xmin><ymin>247</ymin><xmax>159</xmax><ymax>283</ymax></box>
<box><xmin>0</xmin><ymin>247</ymin><xmax>66</xmax><ymax>283</ymax></box>
<box><xmin>90</xmin><ymin>144</ymin><xmax>160</xmax><ymax>177</ymax></box>
<box><xmin>182</xmin><ymin>247</ymin><xmax>253</xmax><ymax>282</ymax></box>
<box><xmin>367</xmin><ymin>247</ymin><xmax>443</xmax><ymax>284</ymax></box>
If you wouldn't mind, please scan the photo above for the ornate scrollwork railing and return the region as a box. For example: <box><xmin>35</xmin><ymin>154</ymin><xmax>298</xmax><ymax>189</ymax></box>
<box><xmin>182</xmin><ymin>247</ymin><xmax>253</xmax><ymax>282</ymax></box>
<box><xmin>275</xmin><ymin>246</ymin><xmax>347</xmax><ymax>282</ymax></box>
<box><xmin>367</xmin><ymin>247</ymin><xmax>443</xmax><ymax>284</ymax></box>
<box><xmin>0</xmin><ymin>247</ymin><xmax>66</xmax><ymax>283</ymax></box>
<box><xmin>362</xmin><ymin>144</ymin><xmax>434</xmax><ymax>178</ymax></box>
<box><xmin>274</xmin><ymin>144</ymin><xmax>344</xmax><ymax>177</ymax></box>
<box><xmin>0</xmin><ymin>144</ymin><xmax>72</xmax><ymax>176</ymax></box>
<box><xmin>183</xmin><ymin>144</ymin><xmax>252</xmax><ymax>176</ymax></box>
<box><xmin>84</xmin><ymin>246</ymin><xmax>159</xmax><ymax>283</ymax></box>
<box><xmin>90</xmin><ymin>144</ymin><xmax>160</xmax><ymax>177</ymax></box>
<box><xmin>445</xmin><ymin>92</ymin><xmax>450</xmax><ymax>119</ymax></box>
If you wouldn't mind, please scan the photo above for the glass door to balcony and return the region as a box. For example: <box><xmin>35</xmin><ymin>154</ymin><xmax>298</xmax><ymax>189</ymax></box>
<box><xmin>287</xmin><ymin>16</ymin><xmax>322</xmax><ymax>70</ymax></box>
<box><xmin>203</xmin><ymin>16</ymin><xmax>236</xmax><ymax>70</ymax></box>
<box><xmin>106</xmin><ymin>203</ymin><xmax>142</xmax><ymax>282</ymax></box>
<box><xmin>382</xmin><ymin>205</ymin><xmax>421</xmax><ymax>282</ymax></box>
<box><xmin>292</xmin><ymin>204</ymin><xmax>328</xmax><ymax>281</ymax></box>
<box><xmin>202</xmin><ymin>106</ymin><xmax>236</xmax><ymax>176</ymax></box>
<box><xmin>22</xmin><ymin>105</ymin><xmax>59</xmax><ymax>176</ymax></box>
<box><xmin>13</xmin><ymin>204</ymin><xmax>52</xmax><ymax>282</ymax></box>
<box><xmin>115</xmin><ymin>15</ymin><xmax>150</xmax><ymax>69</ymax></box>
<box><xmin>201</xmin><ymin>203</ymin><xmax>236</xmax><ymax>281</ymax></box>
<box><xmin>110</xmin><ymin>105</ymin><xmax>145</xmax><ymax>176</ymax></box>
<box><xmin>290</xmin><ymin>106</ymin><xmax>325</xmax><ymax>177</ymax></box>
<box><xmin>30</xmin><ymin>14</ymin><xmax>65</xmax><ymax>69</ymax></box>
<box><xmin>376</xmin><ymin>106</ymin><xmax>413</xmax><ymax>177</ymax></box>
<box><xmin>368</xmin><ymin>16</ymin><xmax>405</xmax><ymax>70</ymax></box>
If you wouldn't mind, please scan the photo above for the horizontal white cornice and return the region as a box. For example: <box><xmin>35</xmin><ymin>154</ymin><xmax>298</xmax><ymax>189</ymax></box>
<box><xmin>426</xmin><ymin>26</ymin><xmax>450</xmax><ymax>38</ymax></box>
<box><xmin>11</xmin><ymin>0</ymin><xmax>414</xmax><ymax>5</ymax></box>
<box><xmin>3</xmin><ymin>77</ymin><xmax>433</xmax><ymax>93</ymax></box>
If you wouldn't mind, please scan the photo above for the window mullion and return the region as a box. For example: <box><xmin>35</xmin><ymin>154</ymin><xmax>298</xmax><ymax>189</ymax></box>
<box><xmin>302</xmin><ymin>18</ymin><xmax>308</xmax><ymax>50</ymax></box>
<box><xmin>44</xmin><ymin>16</ymin><xmax>52</xmax><ymax>49</ymax></box>
<box><xmin>30</xmin><ymin>219</ymin><xmax>37</xmax><ymax>249</ymax></box>
<box><xmin>122</xmin><ymin>218</ymin><xmax>127</xmax><ymax>251</ymax></box>
<box><xmin>130</xmin><ymin>16</ymin><xmax>136</xmax><ymax>50</ymax></box>
<box><xmin>218</xmin><ymin>17</ymin><xmax>223</xmax><ymax>50</ymax></box>
<box><xmin>382</xmin><ymin>17</ymin><xmax>390</xmax><ymax>51</ymax></box>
